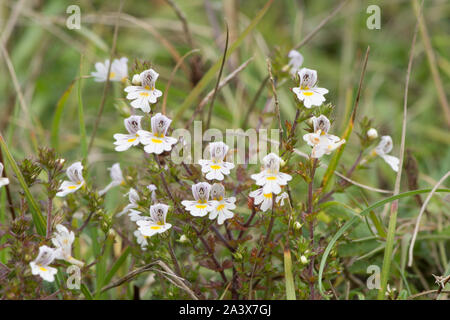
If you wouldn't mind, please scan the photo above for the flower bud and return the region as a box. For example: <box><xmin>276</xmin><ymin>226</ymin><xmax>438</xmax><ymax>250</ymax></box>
<box><xmin>367</xmin><ymin>128</ymin><xmax>378</xmax><ymax>140</ymax></box>
<box><xmin>300</xmin><ymin>255</ymin><xmax>309</xmax><ymax>264</ymax></box>
<box><xmin>131</xmin><ymin>74</ymin><xmax>141</xmax><ymax>85</ymax></box>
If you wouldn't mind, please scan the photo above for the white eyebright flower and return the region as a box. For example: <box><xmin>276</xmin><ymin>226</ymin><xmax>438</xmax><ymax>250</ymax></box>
<box><xmin>251</xmin><ymin>153</ymin><xmax>292</xmax><ymax>195</ymax></box>
<box><xmin>124</xmin><ymin>69</ymin><xmax>162</xmax><ymax>113</ymax></box>
<box><xmin>91</xmin><ymin>57</ymin><xmax>128</xmax><ymax>83</ymax></box>
<box><xmin>29</xmin><ymin>245</ymin><xmax>59</xmax><ymax>282</ymax></box>
<box><xmin>136</xmin><ymin>203</ymin><xmax>172</xmax><ymax>237</ymax></box>
<box><xmin>114</xmin><ymin>115</ymin><xmax>143</xmax><ymax>152</ymax></box>
<box><xmin>209</xmin><ymin>183</ymin><xmax>236</xmax><ymax>225</ymax></box>
<box><xmin>51</xmin><ymin>224</ymin><xmax>84</xmax><ymax>267</ymax></box>
<box><xmin>99</xmin><ymin>163</ymin><xmax>125</xmax><ymax>196</ymax></box>
<box><xmin>198</xmin><ymin>142</ymin><xmax>235</xmax><ymax>181</ymax></box>
<box><xmin>292</xmin><ymin>68</ymin><xmax>328</xmax><ymax>108</ymax></box>
<box><xmin>138</xmin><ymin>113</ymin><xmax>177</xmax><ymax>154</ymax></box>
<box><xmin>56</xmin><ymin>162</ymin><xmax>84</xmax><ymax>197</ymax></box>
<box><xmin>0</xmin><ymin>162</ymin><xmax>9</xmax><ymax>187</ymax></box>
<box><xmin>303</xmin><ymin>115</ymin><xmax>345</xmax><ymax>158</ymax></box>
<box><xmin>373</xmin><ymin>136</ymin><xmax>400</xmax><ymax>172</ymax></box>
<box><xmin>181</xmin><ymin>182</ymin><xmax>215</xmax><ymax>217</ymax></box>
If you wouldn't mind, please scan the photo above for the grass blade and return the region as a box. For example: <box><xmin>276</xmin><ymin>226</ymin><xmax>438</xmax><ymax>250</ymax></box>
<box><xmin>0</xmin><ymin>134</ymin><xmax>46</xmax><ymax>235</ymax></box>
<box><xmin>318</xmin><ymin>188</ymin><xmax>450</xmax><ymax>298</ymax></box>
<box><xmin>80</xmin><ymin>283</ymin><xmax>94</xmax><ymax>300</ymax></box>
<box><xmin>173</xmin><ymin>0</ymin><xmax>274</xmax><ymax>123</ymax></box>
<box><xmin>96</xmin><ymin>246</ymin><xmax>131</xmax><ymax>297</ymax></box>
<box><xmin>378</xmin><ymin>7</ymin><xmax>421</xmax><ymax>298</ymax></box>
<box><xmin>284</xmin><ymin>246</ymin><xmax>296</xmax><ymax>300</ymax></box>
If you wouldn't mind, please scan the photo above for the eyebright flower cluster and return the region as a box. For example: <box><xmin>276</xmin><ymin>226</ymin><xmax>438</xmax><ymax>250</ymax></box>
<box><xmin>30</xmin><ymin>224</ymin><xmax>83</xmax><ymax>282</ymax></box>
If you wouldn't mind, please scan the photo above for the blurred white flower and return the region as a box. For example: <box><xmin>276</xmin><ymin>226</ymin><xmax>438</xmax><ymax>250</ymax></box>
<box><xmin>136</xmin><ymin>203</ymin><xmax>172</xmax><ymax>237</ymax></box>
<box><xmin>124</xmin><ymin>69</ymin><xmax>162</xmax><ymax>113</ymax></box>
<box><xmin>114</xmin><ymin>115</ymin><xmax>143</xmax><ymax>152</ymax></box>
<box><xmin>373</xmin><ymin>136</ymin><xmax>400</xmax><ymax>172</ymax></box>
<box><xmin>209</xmin><ymin>183</ymin><xmax>236</xmax><ymax>225</ymax></box>
<box><xmin>251</xmin><ymin>153</ymin><xmax>292</xmax><ymax>195</ymax></box>
<box><xmin>91</xmin><ymin>57</ymin><xmax>128</xmax><ymax>83</ymax></box>
<box><xmin>117</xmin><ymin>188</ymin><xmax>140</xmax><ymax>217</ymax></box>
<box><xmin>147</xmin><ymin>184</ymin><xmax>157</xmax><ymax>202</ymax></box>
<box><xmin>303</xmin><ymin>115</ymin><xmax>345</xmax><ymax>158</ymax></box>
<box><xmin>56</xmin><ymin>162</ymin><xmax>84</xmax><ymax>197</ymax></box>
<box><xmin>99</xmin><ymin>163</ymin><xmax>125</xmax><ymax>196</ymax></box>
<box><xmin>367</xmin><ymin>128</ymin><xmax>378</xmax><ymax>140</ymax></box>
<box><xmin>51</xmin><ymin>224</ymin><xmax>84</xmax><ymax>267</ymax></box>
<box><xmin>249</xmin><ymin>188</ymin><xmax>273</xmax><ymax>212</ymax></box>
<box><xmin>29</xmin><ymin>245</ymin><xmax>59</xmax><ymax>282</ymax></box>
<box><xmin>288</xmin><ymin>50</ymin><xmax>304</xmax><ymax>76</ymax></box>
<box><xmin>181</xmin><ymin>182</ymin><xmax>214</xmax><ymax>217</ymax></box>
<box><xmin>0</xmin><ymin>162</ymin><xmax>9</xmax><ymax>187</ymax></box>
<box><xmin>198</xmin><ymin>142</ymin><xmax>235</xmax><ymax>181</ymax></box>
<box><xmin>292</xmin><ymin>68</ymin><xmax>328</xmax><ymax>108</ymax></box>
<box><xmin>138</xmin><ymin>113</ymin><xmax>177</xmax><ymax>154</ymax></box>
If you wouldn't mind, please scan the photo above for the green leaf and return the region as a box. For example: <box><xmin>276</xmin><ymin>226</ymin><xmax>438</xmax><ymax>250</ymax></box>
<box><xmin>284</xmin><ymin>247</ymin><xmax>296</xmax><ymax>300</ymax></box>
<box><xmin>78</xmin><ymin>56</ymin><xmax>88</xmax><ymax>159</ymax></box>
<box><xmin>318</xmin><ymin>188</ymin><xmax>450</xmax><ymax>299</ymax></box>
<box><xmin>173</xmin><ymin>0</ymin><xmax>274</xmax><ymax>123</ymax></box>
<box><xmin>80</xmin><ymin>283</ymin><xmax>94</xmax><ymax>300</ymax></box>
<box><xmin>0</xmin><ymin>135</ymin><xmax>46</xmax><ymax>235</ymax></box>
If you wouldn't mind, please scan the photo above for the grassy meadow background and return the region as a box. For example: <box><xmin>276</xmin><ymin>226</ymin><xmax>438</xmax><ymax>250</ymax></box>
<box><xmin>0</xmin><ymin>0</ymin><xmax>449</xmax><ymax>299</ymax></box>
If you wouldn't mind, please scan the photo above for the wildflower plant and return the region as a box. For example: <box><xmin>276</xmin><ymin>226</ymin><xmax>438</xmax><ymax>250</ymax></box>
<box><xmin>0</xmin><ymin>0</ymin><xmax>448</xmax><ymax>303</ymax></box>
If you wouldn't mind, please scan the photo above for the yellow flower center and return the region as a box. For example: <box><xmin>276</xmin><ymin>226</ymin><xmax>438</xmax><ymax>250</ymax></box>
<box><xmin>127</xmin><ymin>138</ymin><xmax>137</xmax><ymax>142</ymax></box>
<box><xmin>109</xmin><ymin>72</ymin><xmax>116</xmax><ymax>79</ymax></box>
<box><xmin>150</xmin><ymin>226</ymin><xmax>161</xmax><ymax>230</ymax></box>
<box><xmin>303</xmin><ymin>92</ymin><xmax>313</xmax><ymax>96</ymax></box>
<box><xmin>210</xmin><ymin>165</ymin><xmax>221</xmax><ymax>170</ymax></box>
<box><xmin>140</xmin><ymin>92</ymin><xmax>149</xmax><ymax>97</ymax></box>
<box><xmin>216</xmin><ymin>204</ymin><xmax>225</xmax><ymax>211</ymax></box>
<box><xmin>151</xmin><ymin>138</ymin><xmax>163</xmax><ymax>144</ymax></box>
<box><xmin>195</xmin><ymin>204</ymin><xmax>207</xmax><ymax>209</ymax></box>
<box><xmin>266</xmin><ymin>176</ymin><xmax>277</xmax><ymax>181</ymax></box>
<box><xmin>263</xmin><ymin>193</ymin><xmax>272</xmax><ymax>199</ymax></box>
<box><xmin>39</xmin><ymin>266</ymin><xmax>48</xmax><ymax>272</ymax></box>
